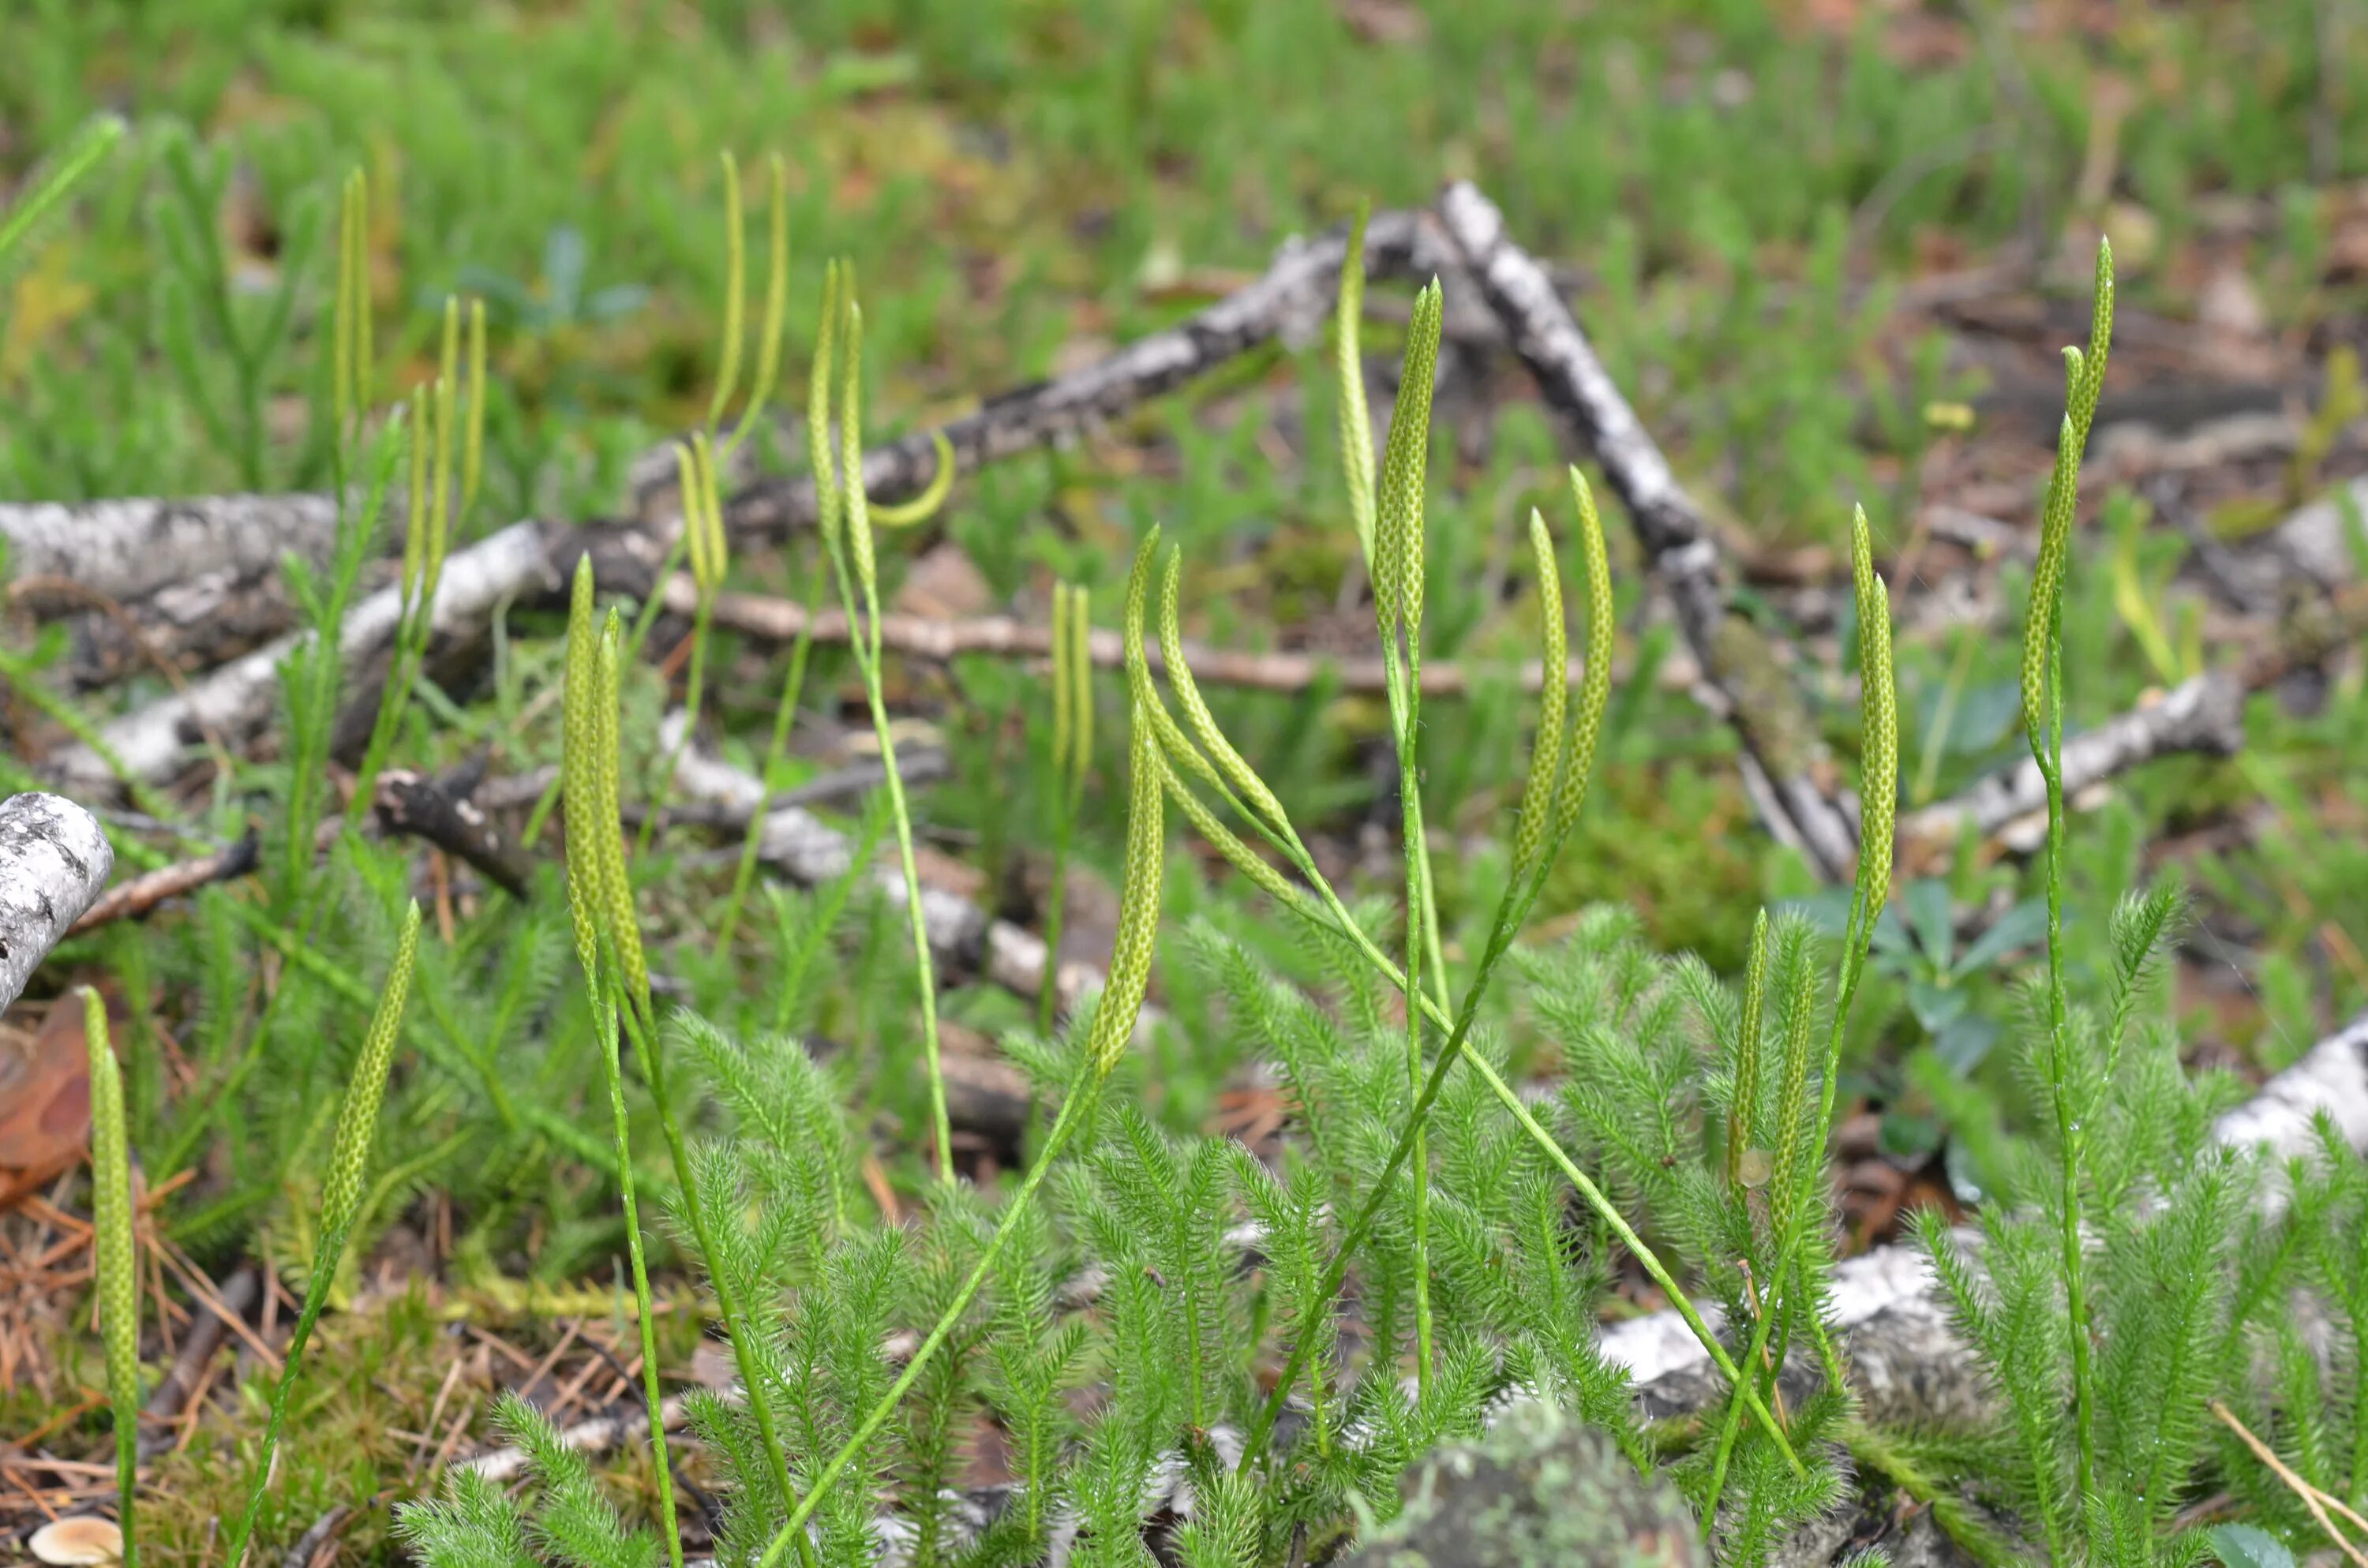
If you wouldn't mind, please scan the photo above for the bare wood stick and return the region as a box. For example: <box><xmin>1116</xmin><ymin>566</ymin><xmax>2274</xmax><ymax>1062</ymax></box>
<box><xmin>0</xmin><ymin>792</ymin><xmax>114</xmax><ymax>1011</ymax></box>
<box><xmin>1902</xmin><ymin>668</ymin><xmax>2247</xmax><ymax>850</ymax></box>
<box><xmin>68</xmin><ymin>833</ymin><xmax>260</xmax><ymax>934</ymax></box>
<box><xmin>659</xmin><ymin>713</ymin><xmax>1137</xmax><ymax>1033</ymax></box>
<box><xmin>0</xmin><ymin>492</ymin><xmax>339</xmax><ymax>608</ymax></box>
<box><xmin>2</xmin><ymin>211</ymin><xmax>1456</xmax><ymax>688</ymax></box>
<box><xmin>700</xmin><ymin>209</ymin><xmax>1458</xmax><ymax>539</ymax></box>
<box><xmin>676</xmin><ymin>574</ymin><xmax>1605</xmax><ymax>699</ymax></box>
<box><xmin>1434</xmin><ymin>180</ymin><xmax>1864</xmax><ymax>880</ymax></box>
<box><xmin>54</xmin><ymin>521</ymin><xmax>559</xmax><ymax>788</ymax></box>
<box><xmin>373</xmin><ymin>769</ymin><xmax>535</xmax><ymax>899</ymax></box>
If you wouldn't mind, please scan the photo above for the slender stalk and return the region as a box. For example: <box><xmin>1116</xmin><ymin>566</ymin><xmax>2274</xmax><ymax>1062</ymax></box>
<box><xmin>589</xmin><ymin>968</ymin><xmax>684</xmax><ymax>1568</ymax></box>
<box><xmin>616</xmin><ymin>993</ymin><xmax>818</xmax><ymax>1568</ymax></box>
<box><xmin>716</xmin><ymin>566</ymin><xmax>823</xmax><ymax>955</ymax></box>
<box><xmin>2040</xmin><ymin>619</ymin><xmax>2098</xmax><ymax>1503</ymax></box>
<box><xmin>824</xmin><ymin>292</ymin><xmax>954</xmax><ymax>1182</ymax></box>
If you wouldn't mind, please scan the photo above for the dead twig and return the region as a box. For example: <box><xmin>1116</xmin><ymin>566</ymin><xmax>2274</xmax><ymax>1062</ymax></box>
<box><xmin>2210</xmin><ymin>1399</ymin><xmax>2368</xmax><ymax>1568</ymax></box>
<box><xmin>676</xmin><ymin>574</ymin><xmax>1609</xmax><ymax>699</ymax></box>
<box><xmin>68</xmin><ymin>833</ymin><xmax>258</xmax><ymax>935</ymax></box>
<box><xmin>373</xmin><ymin>769</ymin><xmax>535</xmax><ymax>899</ymax></box>
<box><xmin>1433</xmin><ymin>180</ymin><xmax>1864</xmax><ymax>879</ymax></box>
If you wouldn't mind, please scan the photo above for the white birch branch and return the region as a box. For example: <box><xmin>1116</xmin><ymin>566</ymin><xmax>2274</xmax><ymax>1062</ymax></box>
<box><xmin>0</xmin><ymin>791</ymin><xmax>114</xmax><ymax>1011</ymax></box>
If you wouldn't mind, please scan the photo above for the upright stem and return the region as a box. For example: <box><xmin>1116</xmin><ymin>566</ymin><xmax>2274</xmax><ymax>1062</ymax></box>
<box><xmin>614</xmin><ymin>995</ymin><xmax>819</xmax><ymax>1568</ymax></box>
<box><xmin>717</xmin><ymin>569</ymin><xmax>822</xmax><ymax>956</ymax></box>
<box><xmin>638</xmin><ymin>592</ymin><xmax>716</xmax><ymax>861</ymax></box>
<box><xmin>1400</xmin><ymin>763</ymin><xmax>1433</xmax><ymax>1394</ymax></box>
<box><xmin>828</xmin><ymin>548</ymin><xmax>954</xmax><ymax>1182</ymax></box>
<box><xmin>591</xmin><ymin>980</ymin><xmax>684</xmax><ymax>1568</ymax></box>
<box><xmin>755</xmin><ymin>1072</ymin><xmax>1095</xmax><ymax>1568</ymax></box>
<box><xmin>2040</xmin><ymin>619</ymin><xmax>2097</xmax><ymax>1503</ymax></box>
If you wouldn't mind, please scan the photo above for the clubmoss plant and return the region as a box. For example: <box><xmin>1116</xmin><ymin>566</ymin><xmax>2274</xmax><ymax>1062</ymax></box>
<box><xmin>1037</xmin><ymin>578</ymin><xmax>1094</xmax><ymax>1033</ymax></box>
<box><xmin>748</xmin><ymin>685</ymin><xmax>1169</xmax><ymax>1568</ymax></box>
<box><xmin>560</xmin><ymin>556</ymin><xmax>684</xmax><ymax>1568</ymax></box>
<box><xmin>808</xmin><ymin>264</ymin><xmax>957</xmax><ymax>1181</ymax></box>
<box><xmin>223</xmin><ymin>900</ymin><xmax>422</xmax><ymax>1568</ymax></box>
<box><xmin>1694</xmin><ymin>499</ymin><xmax>1898</xmax><ymax>1526</ymax></box>
<box><xmin>639</xmin><ymin>152</ymin><xmax>789</xmax><ymax>860</ymax></box>
<box><xmin>85</xmin><ymin>986</ymin><xmax>141</xmax><ymax>1568</ymax></box>
<box><xmin>2024</xmin><ymin>238</ymin><xmax>2116</xmax><ymax>1504</ymax></box>
<box><xmin>0</xmin><ymin>113</ymin><xmax>123</xmax><ymax>277</ymax></box>
<box><xmin>1130</xmin><ymin>256</ymin><xmax>1800</xmax><ymax>1475</ymax></box>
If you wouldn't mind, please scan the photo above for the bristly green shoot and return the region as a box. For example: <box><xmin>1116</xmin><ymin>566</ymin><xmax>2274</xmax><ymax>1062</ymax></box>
<box><xmin>568</xmin><ymin>578</ymin><xmax>814</xmax><ymax>1564</ymax></box>
<box><xmin>560</xmin><ymin>558</ymin><xmax>684</xmax><ymax>1568</ymax></box>
<box><xmin>1118</xmin><ymin>451</ymin><xmax>1799</xmax><ymax>1476</ymax></box>
<box><xmin>0</xmin><ymin>113</ymin><xmax>123</xmax><ymax>275</ymax></box>
<box><xmin>1039</xmin><ymin>580</ymin><xmax>1094</xmax><ymax>1034</ymax></box>
<box><xmin>84</xmin><ymin>987</ymin><xmax>141</xmax><ymax>1568</ymax></box>
<box><xmin>2025</xmin><ymin>236</ymin><xmax>2116</xmax><ymax>1505</ymax></box>
<box><xmin>1699</xmin><ymin>498</ymin><xmax>1900</xmax><ymax>1523</ymax></box>
<box><xmin>224</xmin><ymin>902</ymin><xmax>422</xmax><ymax>1568</ymax></box>
<box><xmin>752</xmin><ymin>692</ymin><xmax>1168</xmax><ymax>1568</ymax></box>
<box><xmin>811</xmin><ymin>265</ymin><xmax>956</xmax><ymax>1182</ymax></box>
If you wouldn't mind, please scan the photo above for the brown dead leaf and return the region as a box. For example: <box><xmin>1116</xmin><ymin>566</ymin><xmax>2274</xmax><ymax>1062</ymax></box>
<box><xmin>0</xmin><ymin>1001</ymin><xmax>94</xmax><ymax>1183</ymax></box>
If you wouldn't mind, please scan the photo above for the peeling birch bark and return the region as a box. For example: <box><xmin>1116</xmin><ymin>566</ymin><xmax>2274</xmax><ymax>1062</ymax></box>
<box><xmin>0</xmin><ymin>792</ymin><xmax>114</xmax><ymax>1012</ymax></box>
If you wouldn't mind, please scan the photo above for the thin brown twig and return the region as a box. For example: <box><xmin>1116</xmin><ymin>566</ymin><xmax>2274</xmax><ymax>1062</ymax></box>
<box><xmin>2211</xmin><ymin>1398</ymin><xmax>2368</xmax><ymax>1568</ymax></box>
<box><xmin>677</xmin><ymin>574</ymin><xmax>1608</xmax><ymax>699</ymax></box>
<box><xmin>68</xmin><ymin>833</ymin><xmax>260</xmax><ymax>934</ymax></box>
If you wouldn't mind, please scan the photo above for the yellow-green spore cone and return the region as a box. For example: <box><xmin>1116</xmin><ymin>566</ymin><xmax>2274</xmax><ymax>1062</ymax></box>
<box><xmin>85</xmin><ymin>987</ymin><xmax>141</xmax><ymax>1568</ymax></box>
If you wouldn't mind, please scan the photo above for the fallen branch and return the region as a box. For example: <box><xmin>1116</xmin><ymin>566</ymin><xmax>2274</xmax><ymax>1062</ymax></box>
<box><xmin>54</xmin><ymin>520</ymin><xmax>559</xmax><ymax>788</ymax></box>
<box><xmin>0</xmin><ymin>492</ymin><xmax>339</xmax><ymax>609</ymax></box>
<box><xmin>677</xmin><ymin>574</ymin><xmax>1606</xmax><ymax>699</ymax></box>
<box><xmin>373</xmin><ymin>768</ymin><xmax>536</xmax><ymax>899</ymax></box>
<box><xmin>703</xmin><ymin>209</ymin><xmax>1456</xmax><ymax>540</ymax></box>
<box><xmin>0</xmin><ymin>791</ymin><xmax>114</xmax><ymax>1011</ymax></box>
<box><xmin>1435</xmin><ymin>180</ymin><xmax>1864</xmax><ymax>881</ymax></box>
<box><xmin>4</xmin><ymin>211</ymin><xmax>1458</xmax><ymax>690</ymax></box>
<box><xmin>67</xmin><ymin>833</ymin><xmax>260</xmax><ymax>935</ymax></box>
<box><xmin>1902</xmin><ymin>668</ymin><xmax>2247</xmax><ymax>851</ymax></box>
<box><xmin>660</xmin><ymin>713</ymin><xmax>1141</xmax><ymax>1035</ymax></box>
